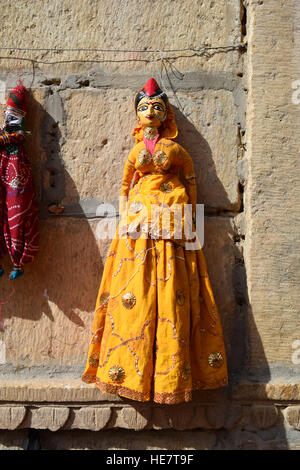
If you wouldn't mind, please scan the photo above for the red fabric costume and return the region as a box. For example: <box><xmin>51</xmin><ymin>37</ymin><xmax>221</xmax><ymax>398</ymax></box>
<box><xmin>0</xmin><ymin>82</ymin><xmax>38</xmax><ymax>277</ymax></box>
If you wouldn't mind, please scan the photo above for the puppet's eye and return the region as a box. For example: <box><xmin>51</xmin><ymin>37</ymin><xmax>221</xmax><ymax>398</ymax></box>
<box><xmin>138</xmin><ymin>105</ymin><xmax>148</xmax><ymax>112</ymax></box>
<box><xmin>154</xmin><ymin>104</ymin><xmax>164</xmax><ymax>111</ymax></box>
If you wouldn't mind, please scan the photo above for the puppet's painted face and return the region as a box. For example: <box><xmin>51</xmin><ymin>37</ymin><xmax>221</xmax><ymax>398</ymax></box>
<box><xmin>136</xmin><ymin>96</ymin><xmax>167</xmax><ymax>128</ymax></box>
<box><xmin>4</xmin><ymin>110</ymin><xmax>23</xmax><ymax>128</ymax></box>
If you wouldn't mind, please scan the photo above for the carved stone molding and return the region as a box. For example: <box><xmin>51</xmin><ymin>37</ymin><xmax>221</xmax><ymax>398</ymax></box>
<box><xmin>0</xmin><ymin>380</ymin><xmax>299</xmax><ymax>432</ymax></box>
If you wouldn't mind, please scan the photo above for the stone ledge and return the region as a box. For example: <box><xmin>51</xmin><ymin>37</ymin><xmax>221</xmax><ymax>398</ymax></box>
<box><xmin>0</xmin><ymin>380</ymin><xmax>299</xmax><ymax>431</ymax></box>
<box><xmin>231</xmin><ymin>382</ymin><xmax>300</xmax><ymax>402</ymax></box>
<box><xmin>0</xmin><ymin>401</ymin><xmax>298</xmax><ymax>433</ymax></box>
<box><xmin>0</xmin><ymin>379</ymin><xmax>299</xmax><ymax>404</ymax></box>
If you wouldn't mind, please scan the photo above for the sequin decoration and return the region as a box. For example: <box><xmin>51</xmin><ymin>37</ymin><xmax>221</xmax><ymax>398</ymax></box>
<box><xmin>153</xmin><ymin>150</ymin><xmax>167</xmax><ymax>166</ymax></box>
<box><xmin>108</xmin><ymin>365</ymin><xmax>125</xmax><ymax>383</ymax></box>
<box><xmin>129</xmin><ymin>200</ymin><xmax>144</xmax><ymax>214</ymax></box>
<box><xmin>138</xmin><ymin>149</ymin><xmax>152</xmax><ymax>165</ymax></box>
<box><xmin>208</xmin><ymin>352</ymin><xmax>224</xmax><ymax>368</ymax></box>
<box><xmin>182</xmin><ymin>362</ymin><xmax>191</xmax><ymax>380</ymax></box>
<box><xmin>160</xmin><ymin>182</ymin><xmax>173</xmax><ymax>193</ymax></box>
<box><xmin>89</xmin><ymin>353</ymin><xmax>99</xmax><ymax>368</ymax></box>
<box><xmin>176</xmin><ymin>290</ymin><xmax>185</xmax><ymax>306</ymax></box>
<box><xmin>99</xmin><ymin>292</ymin><xmax>110</xmax><ymax>308</ymax></box>
<box><xmin>143</xmin><ymin>126</ymin><xmax>158</xmax><ymax>140</ymax></box>
<box><xmin>122</xmin><ymin>292</ymin><xmax>136</xmax><ymax>309</ymax></box>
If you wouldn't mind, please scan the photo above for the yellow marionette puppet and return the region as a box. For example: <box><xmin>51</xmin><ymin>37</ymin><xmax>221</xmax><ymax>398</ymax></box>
<box><xmin>82</xmin><ymin>78</ymin><xmax>228</xmax><ymax>404</ymax></box>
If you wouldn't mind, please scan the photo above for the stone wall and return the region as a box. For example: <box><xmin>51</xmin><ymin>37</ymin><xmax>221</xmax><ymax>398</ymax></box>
<box><xmin>0</xmin><ymin>0</ymin><xmax>299</xmax><ymax>450</ymax></box>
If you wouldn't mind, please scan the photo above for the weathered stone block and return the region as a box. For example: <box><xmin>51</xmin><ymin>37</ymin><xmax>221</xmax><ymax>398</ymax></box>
<box><xmin>231</xmin><ymin>382</ymin><xmax>300</xmax><ymax>402</ymax></box>
<box><xmin>60</xmin><ymin>88</ymin><xmax>239</xmax><ymax>212</ymax></box>
<box><xmin>71</xmin><ymin>407</ymin><xmax>112</xmax><ymax>431</ymax></box>
<box><xmin>60</xmin><ymin>88</ymin><xmax>134</xmax><ymax>206</ymax></box>
<box><xmin>119</xmin><ymin>407</ymin><xmax>151</xmax><ymax>431</ymax></box>
<box><xmin>284</xmin><ymin>406</ymin><xmax>300</xmax><ymax>431</ymax></box>
<box><xmin>168</xmin><ymin>405</ymin><xmax>197</xmax><ymax>430</ymax></box>
<box><xmin>0</xmin><ymin>406</ymin><xmax>26</xmax><ymax>430</ymax></box>
<box><xmin>0</xmin><ymin>379</ymin><xmax>121</xmax><ymax>403</ymax></box>
<box><xmin>0</xmin><ymin>217</ymin><xmax>104</xmax><ymax>366</ymax></box>
<box><xmin>0</xmin><ymin>1</ymin><xmax>241</xmax><ymax>75</ymax></box>
<box><xmin>245</xmin><ymin>0</ymin><xmax>300</xmax><ymax>374</ymax></box>
<box><xmin>175</xmin><ymin>90</ymin><xmax>239</xmax><ymax>210</ymax></box>
<box><xmin>250</xmin><ymin>405</ymin><xmax>278</xmax><ymax>430</ymax></box>
<box><xmin>27</xmin><ymin>407</ymin><xmax>70</xmax><ymax>431</ymax></box>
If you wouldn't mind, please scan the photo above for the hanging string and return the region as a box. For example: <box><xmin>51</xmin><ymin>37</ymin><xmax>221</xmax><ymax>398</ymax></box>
<box><xmin>0</xmin><ymin>44</ymin><xmax>245</xmax><ymax>53</ymax></box>
<box><xmin>0</xmin><ymin>43</ymin><xmax>246</xmax><ymax>66</ymax></box>
<box><xmin>155</xmin><ymin>50</ymin><xmax>169</xmax><ymax>93</ymax></box>
<box><xmin>162</xmin><ymin>58</ymin><xmax>186</xmax><ymax>114</ymax></box>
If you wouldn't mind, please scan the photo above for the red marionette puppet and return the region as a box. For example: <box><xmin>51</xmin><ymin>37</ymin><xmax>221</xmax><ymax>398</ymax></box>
<box><xmin>0</xmin><ymin>82</ymin><xmax>39</xmax><ymax>280</ymax></box>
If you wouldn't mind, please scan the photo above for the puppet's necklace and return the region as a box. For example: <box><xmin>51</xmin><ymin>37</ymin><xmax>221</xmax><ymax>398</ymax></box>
<box><xmin>143</xmin><ymin>126</ymin><xmax>158</xmax><ymax>140</ymax></box>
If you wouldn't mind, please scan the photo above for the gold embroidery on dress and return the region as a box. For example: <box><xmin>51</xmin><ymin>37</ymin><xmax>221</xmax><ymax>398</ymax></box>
<box><xmin>99</xmin><ymin>313</ymin><xmax>152</xmax><ymax>378</ymax></box>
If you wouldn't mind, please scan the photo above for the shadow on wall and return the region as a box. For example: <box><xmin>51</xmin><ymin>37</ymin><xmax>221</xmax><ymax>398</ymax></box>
<box><xmin>0</xmin><ymin>90</ymin><xmax>103</xmax><ymax>356</ymax></box>
<box><xmin>173</xmin><ymin>105</ymin><xmax>271</xmax><ymax>385</ymax></box>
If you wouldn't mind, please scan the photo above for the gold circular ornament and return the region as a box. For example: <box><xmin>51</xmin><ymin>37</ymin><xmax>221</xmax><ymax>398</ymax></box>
<box><xmin>208</xmin><ymin>352</ymin><xmax>224</xmax><ymax>368</ymax></box>
<box><xmin>182</xmin><ymin>362</ymin><xmax>191</xmax><ymax>380</ymax></box>
<box><xmin>99</xmin><ymin>292</ymin><xmax>109</xmax><ymax>308</ymax></box>
<box><xmin>138</xmin><ymin>149</ymin><xmax>152</xmax><ymax>165</ymax></box>
<box><xmin>160</xmin><ymin>182</ymin><xmax>173</xmax><ymax>193</ymax></box>
<box><xmin>122</xmin><ymin>292</ymin><xmax>136</xmax><ymax>309</ymax></box>
<box><xmin>89</xmin><ymin>353</ymin><xmax>99</xmax><ymax>368</ymax></box>
<box><xmin>143</xmin><ymin>126</ymin><xmax>158</xmax><ymax>140</ymax></box>
<box><xmin>129</xmin><ymin>200</ymin><xmax>144</xmax><ymax>214</ymax></box>
<box><xmin>176</xmin><ymin>290</ymin><xmax>185</xmax><ymax>306</ymax></box>
<box><xmin>108</xmin><ymin>365</ymin><xmax>125</xmax><ymax>383</ymax></box>
<box><xmin>153</xmin><ymin>150</ymin><xmax>167</xmax><ymax>166</ymax></box>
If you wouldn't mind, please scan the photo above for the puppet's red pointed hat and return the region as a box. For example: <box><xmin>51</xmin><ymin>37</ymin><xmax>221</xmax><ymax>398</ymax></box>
<box><xmin>133</xmin><ymin>77</ymin><xmax>178</xmax><ymax>142</ymax></box>
<box><xmin>6</xmin><ymin>81</ymin><xmax>27</xmax><ymax>116</ymax></box>
<box><xmin>142</xmin><ymin>77</ymin><xmax>162</xmax><ymax>97</ymax></box>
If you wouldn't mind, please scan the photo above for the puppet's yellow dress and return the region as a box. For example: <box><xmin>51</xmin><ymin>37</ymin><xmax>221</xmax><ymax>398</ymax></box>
<box><xmin>82</xmin><ymin>111</ymin><xmax>228</xmax><ymax>404</ymax></box>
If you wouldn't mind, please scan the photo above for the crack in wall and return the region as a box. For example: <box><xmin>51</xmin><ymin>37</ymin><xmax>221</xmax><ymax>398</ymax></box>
<box><xmin>240</xmin><ymin>0</ymin><xmax>248</xmax><ymax>42</ymax></box>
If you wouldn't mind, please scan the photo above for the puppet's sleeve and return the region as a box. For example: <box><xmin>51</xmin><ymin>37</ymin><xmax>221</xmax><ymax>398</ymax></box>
<box><xmin>0</xmin><ymin>130</ymin><xmax>25</xmax><ymax>147</ymax></box>
<box><xmin>176</xmin><ymin>144</ymin><xmax>197</xmax><ymax>218</ymax></box>
<box><xmin>120</xmin><ymin>149</ymin><xmax>139</xmax><ymax>198</ymax></box>
<box><xmin>119</xmin><ymin>148</ymin><xmax>140</xmax><ymax>213</ymax></box>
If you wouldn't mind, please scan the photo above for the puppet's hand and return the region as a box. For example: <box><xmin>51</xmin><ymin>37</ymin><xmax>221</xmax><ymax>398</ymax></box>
<box><xmin>0</xmin><ymin>129</ymin><xmax>25</xmax><ymax>146</ymax></box>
